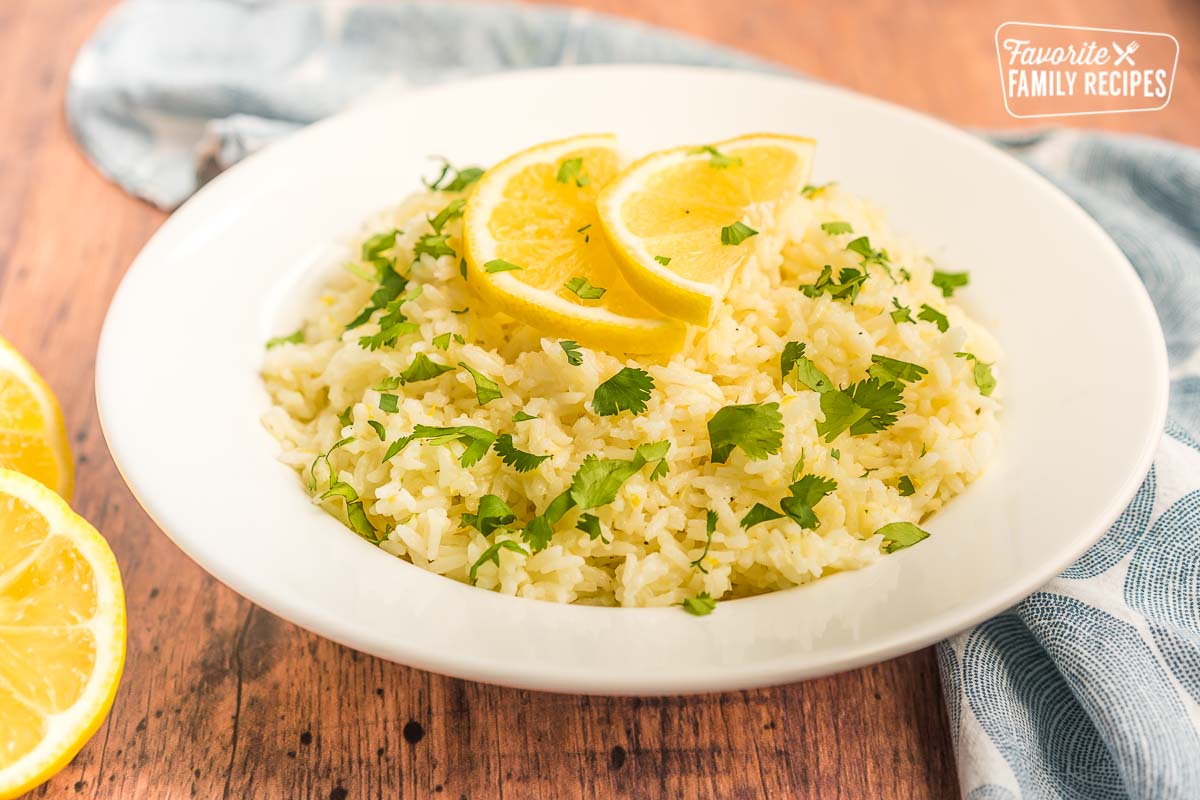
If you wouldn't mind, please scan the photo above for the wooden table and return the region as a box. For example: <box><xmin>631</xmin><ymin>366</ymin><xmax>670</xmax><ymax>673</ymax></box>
<box><xmin>3</xmin><ymin>1</ymin><xmax>1195</xmax><ymax>797</ymax></box>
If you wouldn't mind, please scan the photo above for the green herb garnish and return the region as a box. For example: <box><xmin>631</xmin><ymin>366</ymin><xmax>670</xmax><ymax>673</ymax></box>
<box><xmin>555</xmin><ymin>157</ymin><xmax>590</xmax><ymax>187</ymax></box>
<box><xmin>484</xmin><ymin>259</ymin><xmax>523</xmax><ymax>273</ymax></box>
<box><xmin>690</xmin><ymin>145</ymin><xmax>743</xmax><ymax>169</ymax></box>
<box><xmin>378</xmin><ymin>394</ymin><xmax>399</xmax><ymax>413</ymax></box>
<box><xmin>458</xmin><ymin>362</ymin><xmax>502</xmax><ymax>405</ymax></box>
<box><xmin>897</xmin><ymin>476</ymin><xmax>916</xmax><ymax>496</ymax></box>
<box><xmin>564</xmin><ymin>276</ymin><xmax>606</xmax><ymax>300</ymax></box>
<box><xmin>867</xmin><ymin>355</ymin><xmax>928</xmax><ymax>385</ymax></box>
<box><xmin>432</xmin><ymin>332</ymin><xmax>452</xmax><ymax>351</ymax></box>
<box><xmin>955</xmin><ymin>352</ymin><xmax>997</xmax><ymax>396</ymax></box>
<box><xmin>690</xmin><ymin>510</ymin><xmax>718</xmax><ymax>572</ymax></box>
<box><xmin>512</xmin><ymin>411</ymin><xmax>538</xmax><ymax>422</ymax></box>
<box><xmin>707</xmin><ymin>403</ymin><xmax>784</xmax><ymax>463</ymax></box>
<box><xmin>414</xmin><ymin>233</ymin><xmax>455</xmax><ymax>260</ymax></box>
<box><xmin>815</xmin><ymin>378</ymin><xmax>905</xmax><ymax>442</ymax></box>
<box><xmin>781</xmin><ymin>342</ymin><xmax>832</xmax><ymax>393</ymax></box>
<box><xmin>266</xmin><ymin>329</ymin><xmax>304</xmax><ymax>349</ymax></box>
<box><xmin>398</xmin><ymin>352</ymin><xmax>454</xmax><ymax>384</ymax></box>
<box><xmin>493</xmin><ymin>434</ymin><xmax>549</xmax><ymax>473</ymax></box>
<box><xmin>592</xmin><ymin>367</ymin><xmax>654</xmax><ymax>416</ymax></box>
<box><xmin>462</xmin><ymin>494</ymin><xmax>516</xmax><ymax>537</ymax></box>
<box><xmin>682</xmin><ymin>593</ymin><xmax>717</xmax><ymax>616</ymax></box>
<box><xmin>367</xmin><ymin>420</ymin><xmax>387</xmax><ymax>441</ymax></box>
<box><xmin>423</xmin><ymin>159</ymin><xmax>484</xmax><ymax>192</ymax></box>
<box><xmin>468</xmin><ymin>539</ymin><xmax>528</xmax><ymax>584</ymax></box>
<box><xmin>820</xmin><ymin>221</ymin><xmax>853</xmax><ymax>235</ymax></box>
<box><xmin>877</xmin><ymin>521</ymin><xmax>930</xmax><ymax>553</ymax></box>
<box><xmin>560</xmin><ymin>340</ymin><xmax>583</xmax><ymax>366</ymax></box>
<box><xmin>932</xmin><ymin>270</ymin><xmax>969</xmax><ymax>297</ymax></box>
<box><xmin>428</xmin><ymin>197</ymin><xmax>466</xmax><ymax>235</ymax></box>
<box><xmin>721</xmin><ymin>221</ymin><xmax>758</xmax><ymax>246</ymax></box>
<box><xmin>890</xmin><ymin>298</ymin><xmax>914</xmax><ymax>324</ymax></box>
<box><xmin>918</xmin><ymin>304</ymin><xmax>949</xmax><ymax>332</ymax></box>
<box><xmin>653</xmin><ymin>255</ymin><xmax>672</xmax><ymax>266</ymax></box>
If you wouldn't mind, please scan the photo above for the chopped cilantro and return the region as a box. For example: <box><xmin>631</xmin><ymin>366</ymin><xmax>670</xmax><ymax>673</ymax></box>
<box><xmin>468</xmin><ymin>539</ymin><xmax>528</xmax><ymax>584</ymax></box>
<box><xmin>367</xmin><ymin>420</ymin><xmax>387</xmax><ymax>441</ymax></box>
<box><xmin>398</xmin><ymin>352</ymin><xmax>454</xmax><ymax>384</ymax></box>
<box><xmin>932</xmin><ymin>270</ymin><xmax>969</xmax><ymax>297</ymax></box>
<box><xmin>361</xmin><ymin>229</ymin><xmax>399</xmax><ymax>261</ymax></box>
<box><xmin>462</xmin><ymin>494</ymin><xmax>516</xmax><ymax>537</ymax></box>
<box><xmin>493</xmin><ymin>434</ymin><xmax>549</xmax><ymax>472</ymax></box>
<box><xmin>484</xmin><ymin>259</ymin><xmax>522</xmax><ymax>273</ymax></box>
<box><xmin>346</xmin><ymin>257</ymin><xmax>409</xmax><ymax>331</ymax></box>
<box><xmin>423</xmin><ymin>159</ymin><xmax>484</xmax><ymax>192</ymax></box>
<box><xmin>955</xmin><ymin>352</ymin><xmax>997</xmax><ymax>396</ymax></box>
<box><xmin>918</xmin><ymin>304</ymin><xmax>949</xmax><ymax>332</ymax></box>
<box><xmin>682</xmin><ymin>593</ymin><xmax>717</xmax><ymax>616</ymax></box>
<box><xmin>575</xmin><ymin>513</ymin><xmax>606</xmax><ymax>542</ymax></box>
<box><xmin>387</xmin><ymin>424</ymin><xmax>498</xmax><ymax>467</ymax></box>
<box><xmin>741</xmin><ymin>503</ymin><xmax>784</xmax><ymax>529</ymax></box>
<box><xmin>345</xmin><ymin>500</ymin><xmax>381</xmax><ymax>543</ymax></box>
<box><xmin>653</xmin><ymin>255</ymin><xmax>672</xmax><ymax>266</ymax></box>
<box><xmin>781</xmin><ymin>342</ymin><xmax>832</xmax><ymax>393</ymax></box>
<box><xmin>707</xmin><ymin>403</ymin><xmax>784</xmax><ymax>463</ymax></box>
<box><xmin>564</xmin><ymin>276</ymin><xmax>606</xmax><ymax>300</ymax></box>
<box><xmin>897</xmin><ymin>476</ymin><xmax>916</xmax><ymax>496</ymax></box>
<box><xmin>512</xmin><ymin>411</ymin><xmax>538</xmax><ymax>422</ymax></box>
<box><xmin>721</xmin><ymin>221</ymin><xmax>758</xmax><ymax>246</ymax></box>
<box><xmin>690</xmin><ymin>510</ymin><xmax>718</xmax><ymax>572</ymax></box>
<box><xmin>592</xmin><ymin>367</ymin><xmax>654</xmax><ymax>416</ymax></box>
<box><xmin>801</xmin><ymin>182</ymin><xmax>832</xmax><ymax>197</ymax></box>
<box><xmin>337</xmin><ymin>406</ymin><xmax>354</xmax><ymax>428</ymax></box>
<box><xmin>266</xmin><ymin>329</ymin><xmax>304</xmax><ymax>349</ymax></box>
<box><xmin>877</xmin><ymin>521</ymin><xmax>930</xmax><ymax>553</ymax></box>
<box><xmin>378</xmin><ymin>394</ymin><xmax>399</xmax><ymax>413</ymax></box>
<box><xmin>458</xmin><ymin>362</ymin><xmax>502</xmax><ymax>405</ymax></box>
<box><xmin>308</xmin><ymin>436</ymin><xmax>354</xmax><ymax>491</ymax></box>
<box><xmin>521</xmin><ymin>490</ymin><xmax>575</xmax><ymax>552</ymax></box>
<box><xmin>779</xmin><ymin>474</ymin><xmax>838</xmax><ymax>529</ymax></box>
<box><xmin>560</xmin><ymin>340</ymin><xmax>583</xmax><ymax>366</ymax></box>
<box><xmin>428</xmin><ymin>197</ymin><xmax>466</xmax><ymax>235</ymax></box>
<box><xmin>555</xmin><ymin>157</ymin><xmax>590</xmax><ymax>187</ymax></box>
<box><xmin>690</xmin><ymin>145</ymin><xmax>743</xmax><ymax>169</ymax></box>
<box><xmin>432</xmin><ymin>332</ymin><xmax>452</xmax><ymax>351</ymax></box>
<box><xmin>820</xmin><ymin>221</ymin><xmax>853</xmax><ymax>235</ymax></box>
<box><xmin>868</xmin><ymin>355</ymin><xmax>928</xmax><ymax>385</ymax></box>
<box><xmin>815</xmin><ymin>378</ymin><xmax>905</xmax><ymax>442</ymax></box>
<box><xmin>414</xmin><ymin>233</ymin><xmax>455</xmax><ymax>260</ymax></box>
<box><xmin>831</xmin><ymin>448</ymin><xmax>841</xmax><ymax>460</ymax></box>
<box><xmin>890</xmin><ymin>298</ymin><xmax>914</xmax><ymax>324</ymax></box>
<box><xmin>358</xmin><ymin>317</ymin><xmax>420</xmax><ymax>352</ymax></box>
<box><xmin>799</xmin><ymin>264</ymin><xmax>868</xmax><ymax>303</ymax></box>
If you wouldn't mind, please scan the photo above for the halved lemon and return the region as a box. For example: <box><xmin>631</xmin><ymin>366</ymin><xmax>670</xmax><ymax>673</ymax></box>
<box><xmin>0</xmin><ymin>469</ymin><xmax>125</xmax><ymax>799</ymax></box>
<box><xmin>597</xmin><ymin>134</ymin><xmax>816</xmax><ymax>325</ymax></box>
<box><xmin>462</xmin><ymin>134</ymin><xmax>687</xmax><ymax>354</ymax></box>
<box><xmin>0</xmin><ymin>336</ymin><xmax>72</xmax><ymax>500</ymax></box>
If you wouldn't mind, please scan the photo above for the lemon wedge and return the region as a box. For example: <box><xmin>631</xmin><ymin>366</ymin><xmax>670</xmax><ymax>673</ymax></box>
<box><xmin>0</xmin><ymin>336</ymin><xmax>73</xmax><ymax>500</ymax></box>
<box><xmin>597</xmin><ymin>134</ymin><xmax>816</xmax><ymax>325</ymax></box>
<box><xmin>463</xmin><ymin>134</ymin><xmax>687</xmax><ymax>354</ymax></box>
<box><xmin>0</xmin><ymin>469</ymin><xmax>125</xmax><ymax>799</ymax></box>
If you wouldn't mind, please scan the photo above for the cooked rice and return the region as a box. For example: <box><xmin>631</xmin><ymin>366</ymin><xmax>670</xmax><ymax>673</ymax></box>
<box><xmin>261</xmin><ymin>183</ymin><xmax>1001</xmax><ymax>607</ymax></box>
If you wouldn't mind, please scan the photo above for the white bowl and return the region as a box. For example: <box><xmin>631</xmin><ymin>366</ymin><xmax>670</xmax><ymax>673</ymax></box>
<box><xmin>96</xmin><ymin>65</ymin><xmax>1167</xmax><ymax>694</ymax></box>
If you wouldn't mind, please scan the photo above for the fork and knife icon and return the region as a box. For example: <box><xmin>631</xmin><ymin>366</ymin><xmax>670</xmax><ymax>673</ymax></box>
<box><xmin>1113</xmin><ymin>41</ymin><xmax>1139</xmax><ymax>66</ymax></box>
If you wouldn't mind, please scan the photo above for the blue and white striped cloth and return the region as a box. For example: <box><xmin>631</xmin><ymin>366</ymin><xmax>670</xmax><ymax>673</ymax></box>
<box><xmin>67</xmin><ymin>3</ymin><xmax>1200</xmax><ymax>796</ymax></box>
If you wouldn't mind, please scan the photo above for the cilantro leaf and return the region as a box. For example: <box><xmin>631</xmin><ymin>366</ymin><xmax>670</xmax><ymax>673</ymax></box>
<box><xmin>432</xmin><ymin>332</ymin><xmax>452</xmax><ymax>351</ymax></box>
<box><xmin>367</xmin><ymin>420</ymin><xmax>387</xmax><ymax>441</ymax></box>
<box><xmin>653</xmin><ymin>255</ymin><xmax>672</xmax><ymax>266</ymax></box>
<box><xmin>781</xmin><ymin>341</ymin><xmax>832</xmax><ymax>393</ymax></box>
<box><xmin>876</xmin><ymin>521</ymin><xmax>930</xmax><ymax>553</ymax></box>
<box><xmin>691</xmin><ymin>510</ymin><xmax>718</xmax><ymax>572</ymax></box>
<box><xmin>493</xmin><ymin>434</ymin><xmax>549</xmax><ymax>473</ymax></box>
<box><xmin>575</xmin><ymin>513</ymin><xmax>606</xmax><ymax>542</ymax></box>
<box><xmin>345</xmin><ymin>500</ymin><xmax>380</xmax><ymax>543</ymax></box>
<box><xmin>512</xmin><ymin>411</ymin><xmax>537</xmax><ymax>422</ymax></box>
<box><xmin>484</xmin><ymin>259</ymin><xmax>522</xmax><ymax>273</ymax></box>
<box><xmin>708</xmin><ymin>403</ymin><xmax>784</xmax><ymax>463</ymax></box>
<box><xmin>931</xmin><ymin>270</ymin><xmax>969</xmax><ymax>297</ymax></box>
<box><xmin>346</xmin><ymin>259</ymin><xmax>409</xmax><ymax>331</ymax></box>
<box><xmin>956</xmin><ymin>352</ymin><xmax>997</xmax><ymax>396</ymax></box>
<box><xmin>897</xmin><ymin>476</ymin><xmax>916</xmax><ymax>496</ymax></box>
<box><xmin>468</xmin><ymin>539</ymin><xmax>528</xmax><ymax>584</ymax></box>
<box><xmin>820</xmin><ymin>221</ymin><xmax>853</xmax><ymax>235</ymax></box>
<box><xmin>778</xmin><ymin>474</ymin><xmax>838</xmax><ymax>529</ymax></box>
<box><xmin>560</xmin><ymin>340</ymin><xmax>583</xmax><ymax>366</ymax></box>
<box><xmin>555</xmin><ymin>157</ymin><xmax>589</xmax><ymax>187</ymax></box>
<box><xmin>868</xmin><ymin>355</ymin><xmax>928</xmax><ymax>385</ymax></box>
<box><xmin>564</xmin><ymin>276</ymin><xmax>606</xmax><ymax>300</ymax></box>
<box><xmin>801</xmin><ymin>182</ymin><xmax>832</xmax><ymax>197</ymax></box>
<box><xmin>428</xmin><ymin>197</ymin><xmax>466</xmax><ymax>235</ymax></box>
<box><xmin>337</xmin><ymin>406</ymin><xmax>354</xmax><ymax>428</ymax></box>
<box><xmin>815</xmin><ymin>378</ymin><xmax>905</xmax><ymax>442</ymax></box>
<box><xmin>308</xmin><ymin>436</ymin><xmax>354</xmax><ymax>492</ymax></box>
<box><xmin>456</xmin><ymin>362</ymin><xmax>502</xmax><ymax>405</ymax></box>
<box><xmin>569</xmin><ymin>441</ymin><xmax>670</xmax><ymax>509</ymax></box>
<box><xmin>682</xmin><ymin>593</ymin><xmax>717</xmax><ymax>616</ymax></box>
<box><xmin>423</xmin><ymin>159</ymin><xmax>484</xmax><ymax>192</ymax></box>
<box><xmin>462</xmin><ymin>494</ymin><xmax>516</xmax><ymax>537</ymax></box>
<box><xmin>721</xmin><ymin>221</ymin><xmax>758</xmax><ymax>246</ymax></box>
<box><xmin>740</xmin><ymin>503</ymin><xmax>783</xmax><ymax>530</ymax></box>
<box><xmin>407</xmin><ymin>424</ymin><xmax>497</xmax><ymax>467</ymax></box>
<box><xmin>398</xmin><ymin>352</ymin><xmax>454</xmax><ymax>384</ymax></box>
<box><xmin>266</xmin><ymin>329</ymin><xmax>304</xmax><ymax>349</ymax></box>
<box><xmin>890</xmin><ymin>298</ymin><xmax>914</xmax><ymax>324</ymax></box>
<box><xmin>414</xmin><ymin>233</ymin><xmax>455</xmax><ymax>260</ymax></box>
<box><xmin>799</xmin><ymin>264</ymin><xmax>867</xmax><ymax>303</ymax></box>
<box><xmin>521</xmin><ymin>490</ymin><xmax>576</xmax><ymax>552</ymax></box>
<box><xmin>378</xmin><ymin>394</ymin><xmax>399</xmax><ymax>413</ymax></box>
<box><xmin>690</xmin><ymin>145</ymin><xmax>743</xmax><ymax>169</ymax></box>
<box><xmin>361</xmin><ymin>229</ymin><xmax>400</xmax><ymax>261</ymax></box>
<box><xmin>592</xmin><ymin>367</ymin><xmax>654</xmax><ymax>416</ymax></box>
<box><xmin>918</xmin><ymin>304</ymin><xmax>949</xmax><ymax>332</ymax></box>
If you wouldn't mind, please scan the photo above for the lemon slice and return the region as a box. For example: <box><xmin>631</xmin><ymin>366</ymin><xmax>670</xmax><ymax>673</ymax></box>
<box><xmin>463</xmin><ymin>134</ymin><xmax>687</xmax><ymax>354</ymax></box>
<box><xmin>0</xmin><ymin>469</ymin><xmax>125</xmax><ymax>799</ymax></box>
<box><xmin>0</xmin><ymin>337</ymin><xmax>72</xmax><ymax>500</ymax></box>
<box><xmin>597</xmin><ymin>134</ymin><xmax>816</xmax><ymax>325</ymax></box>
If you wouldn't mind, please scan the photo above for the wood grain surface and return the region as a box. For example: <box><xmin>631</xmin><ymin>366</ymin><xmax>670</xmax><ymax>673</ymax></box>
<box><xmin>1</xmin><ymin>0</ymin><xmax>1195</xmax><ymax>797</ymax></box>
